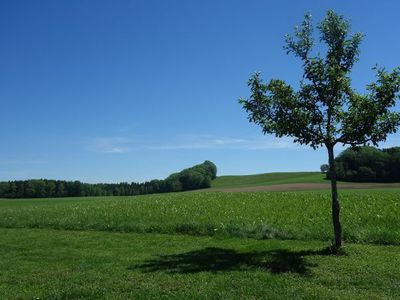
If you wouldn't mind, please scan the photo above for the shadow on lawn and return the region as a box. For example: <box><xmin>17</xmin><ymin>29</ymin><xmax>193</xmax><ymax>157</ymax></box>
<box><xmin>131</xmin><ymin>246</ymin><xmax>336</xmax><ymax>276</ymax></box>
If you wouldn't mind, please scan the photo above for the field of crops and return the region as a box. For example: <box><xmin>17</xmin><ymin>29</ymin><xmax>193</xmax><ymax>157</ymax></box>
<box><xmin>1</xmin><ymin>188</ymin><xmax>399</xmax><ymax>245</ymax></box>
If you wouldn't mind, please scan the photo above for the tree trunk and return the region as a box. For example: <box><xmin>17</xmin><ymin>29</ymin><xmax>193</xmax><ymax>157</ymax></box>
<box><xmin>327</xmin><ymin>145</ymin><xmax>342</xmax><ymax>250</ymax></box>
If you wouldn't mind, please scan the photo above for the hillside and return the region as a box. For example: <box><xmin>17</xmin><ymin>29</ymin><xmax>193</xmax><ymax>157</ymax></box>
<box><xmin>209</xmin><ymin>171</ymin><xmax>400</xmax><ymax>192</ymax></box>
<box><xmin>211</xmin><ymin>172</ymin><xmax>326</xmax><ymax>189</ymax></box>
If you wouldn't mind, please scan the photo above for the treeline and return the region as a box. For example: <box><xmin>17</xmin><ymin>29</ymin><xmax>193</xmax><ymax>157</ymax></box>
<box><xmin>0</xmin><ymin>160</ymin><xmax>217</xmax><ymax>199</ymax></box>
<box><xmin>328</xmin><ymin>146</ymin><xmax>400</xmax><ymax>182</ymax></box>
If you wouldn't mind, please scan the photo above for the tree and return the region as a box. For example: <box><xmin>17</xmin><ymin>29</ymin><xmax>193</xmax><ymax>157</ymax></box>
<box><xmin>180</xmin><ymin>170</ymin><xmax>206</xmax><ymax>190</ymax></box>
<box><xmin>46</xmin><ymin>181</ymin><xmax>56</xmax><ymax>197</ymax></box>
<box><xmin>332</xmin><ymin>146</ymin><xmax>400</xmax><ymax>182</ymax></box>
<box><xmin>202</xmin><ymin>160</ymin><xmax>218</xmax><ymax>180</ymax></box>
<box><xmin>320</xmin><ymin>164</ymin><xmax>329</xmax><ymax>173</ymax></box>
<box><xmin>24</xmin><ymin>181</ymin><xmax>35</xmax><ymax>198</ymax></box>
<box><xmin>55</xmin><ymin>181</ymin><xmax>66</xmax><ymax>197</ymax></box>
<box><xmin>384</xmin><ymin>147</ymin><xmax>400</xmax><ymax>181</ymax></box>
<box><xmin>239</xmin><ymin>10</ymin><xmax>400</xmax><ymax>250</ymax></box>
<box><xmin>33</xmin><ymin>180</ymin><xmax>47</xmax><ymax>198</ymax></box>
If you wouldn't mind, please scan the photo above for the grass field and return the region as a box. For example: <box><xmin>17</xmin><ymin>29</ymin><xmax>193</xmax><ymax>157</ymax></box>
<box><xmin>1</xmin><ymin>189</ymin><xmax>399</xmax><ymax>244</ymax></box>
<box><xmin>211</xmin><ymin>172</ymin><xmax>326</xmax><ymax>188</ymax></box>
<box><xmin>1</xmin><ymin>188</ymin><xmax>400</xmax><ymax>298</ymax></box>
<box><xmin>1</xmin><ymin>228</ymin><xmax>399</xmax><ymax>299</ymax></box>
<box><xmin>210</xmin><ymin>171</ymin><xmax>400</xmax><ymax>192</ymax></box>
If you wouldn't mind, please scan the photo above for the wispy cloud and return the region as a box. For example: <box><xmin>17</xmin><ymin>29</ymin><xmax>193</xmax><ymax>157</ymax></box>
<box><xmin>86</xmin><ymin>137</ymin><xmax>132</xmax><ymax>153</ymax></box>
<box><xmin>149</xmin><ymin>133</ymin><xmax>400</xmax><ymax>151</ymax></box>
<box><xmin>85</xmin><ymin>134</ymin><xmax>300</xmax><ymax>153</ymax></box>
<box><xmin>148</xmin><ymin>135</ymin><xmax>299</xmax><ymax>150</ymax></box>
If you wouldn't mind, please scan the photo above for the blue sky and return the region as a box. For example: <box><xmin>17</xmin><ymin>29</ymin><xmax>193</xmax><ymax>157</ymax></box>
<box><xmin>1</xmin><ymin>0</ymin><xmax>400</xmax><ymax>183</ymax></box>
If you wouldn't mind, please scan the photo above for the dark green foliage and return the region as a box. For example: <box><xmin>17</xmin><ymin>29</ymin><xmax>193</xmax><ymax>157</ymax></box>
<box><xmin>330</xmin><ymin>146</ymin><xmax>400</xmax><ymax>182</ymax></box>
<box><xmin>0</xmin><ymin>161</ymin><xmax>217</xmax><ymax>199</ymax></box>
<box><xmin>164</xmin><ymin>160</ymin><xmax>217</xmax><ymax>192</ymax></box>
<box><xmin>320</xmin><ymin>164</ymin><xmax>329</xmax><ymax>173</ymax></box>
<box><xmin>385</xmin><ymin>147</ymin><xmax>400</xmax><ymax>179</ymax></box>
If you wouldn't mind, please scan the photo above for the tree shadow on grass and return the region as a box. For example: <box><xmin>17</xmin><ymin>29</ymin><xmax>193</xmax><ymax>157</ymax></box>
<box><xmin>130</xmin><ymin>246</ymin><xmax>336</xmax><ymax>276</ymax></box>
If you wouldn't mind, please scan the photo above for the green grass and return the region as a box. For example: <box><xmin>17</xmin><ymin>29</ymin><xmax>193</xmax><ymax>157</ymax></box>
<box><xmin>1</xmin><ymin>189</ymin><xmax>399</xmax><ymax>244</ymax></box>
<box><xmin>1</xmin><ymin>189</ymin><xmax>400</xmax><ymax>298</ymax></box>
<box><xmin>211</xmin><ymin>172</ymin><xmax>326</xmax><ymax>188</ymax></box>
<box><xmin>1</xmin><ymin>228</ymin><xmax>399</xmax><ymax>299</ymax></box>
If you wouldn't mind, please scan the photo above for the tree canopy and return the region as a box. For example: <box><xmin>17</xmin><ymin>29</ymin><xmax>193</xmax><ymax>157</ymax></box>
<box><xmin>239</xmin><ymin>10</ymin><xmax>400</xmax><ymax>250</ymax></box>
<box><xmin>240</xmin><ymin>11</ymin><xmax>400</xmax><ymax>150</ymax></box>
<box><xmin>331</xmin><ymin>146</ymin><xmax>400</xmax><ymax>182</ymax></box>
<box><xmin>0</xmin><ymin>161</ymin><xmax>217</xmax><ymax>199</ymax></box>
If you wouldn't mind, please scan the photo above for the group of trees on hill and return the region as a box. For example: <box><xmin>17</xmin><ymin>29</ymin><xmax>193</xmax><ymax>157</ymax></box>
<box><xmin>0</xmin><ymin>160</ymin><xmax>217</xmax><ymax>199</ymax></box>
<box><xmin>326</xmin><ymin>146</ymin><xmax>400</xmax><ymax>182</ymax></box>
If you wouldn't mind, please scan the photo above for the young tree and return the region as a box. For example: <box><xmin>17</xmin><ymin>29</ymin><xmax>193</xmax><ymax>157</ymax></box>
<box><xmin>239</xmin><ymin>10</ymin><xmax>400</xmax><ymax>250</ymax></box>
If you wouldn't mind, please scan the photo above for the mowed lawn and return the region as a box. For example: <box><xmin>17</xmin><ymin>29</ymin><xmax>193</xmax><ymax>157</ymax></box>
<box><xmin>1</xmin><ymin>228</ymin><xmax>399</xmax><ymax>299</ymax></box>
<box><xmin>1</xmin><ymin>189</ymin><xmax>400</xmax><ymax>298</ymax></box>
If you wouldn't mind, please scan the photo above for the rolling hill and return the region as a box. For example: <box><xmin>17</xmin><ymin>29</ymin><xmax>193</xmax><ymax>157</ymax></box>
<box><xmin>211</xmin><ymin>172</ymin><xmax>326</xmax><ymax>189</ymax></box>
<box><xmin>209</xmin><ymin>171</ymin><xmax>400</xmax><ymax>192</ymax></box>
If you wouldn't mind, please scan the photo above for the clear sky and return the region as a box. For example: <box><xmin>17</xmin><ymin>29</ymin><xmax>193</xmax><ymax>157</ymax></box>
<box><xmin>1</xmin><ymin>0</ymin><xmax>400</xmax><ymax>183</ymax></box>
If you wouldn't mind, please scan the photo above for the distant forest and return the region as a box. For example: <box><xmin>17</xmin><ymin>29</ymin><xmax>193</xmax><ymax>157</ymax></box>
<box><xmin>0</xmin><ymin>161</ymin><xmax>217</xmax><ymax>199</ymax></box>
<box><xmin>330</xmin><ymin>146</ymin><xmax>400</xmax><ymax>182</ymax></box>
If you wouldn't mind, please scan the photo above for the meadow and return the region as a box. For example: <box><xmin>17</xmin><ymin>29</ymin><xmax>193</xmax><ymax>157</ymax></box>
<box><xmin>1</xmin><ymin>229</ymin><xmax>399</xmax><ymax>299</ymax></box>
<box><xmin>1</xmin><ymin>189</ymin><xmax>399</xmax><ymax>244</ymax></box>
<box><xmin>211</xmin><ymin>172</ymin><xmax>326</xmax><ymax>188</ymax></box>
<box><xmin>1</xmin><ymin>187</ymin><xmax>400</xmax><ymax>298</ymax></box>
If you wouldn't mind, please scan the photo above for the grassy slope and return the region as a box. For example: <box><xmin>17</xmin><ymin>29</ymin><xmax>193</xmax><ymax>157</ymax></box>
<box><xmin>1</xmin><ymin>228</ymin><xmax>399</xmax><ymax>299</ymax></box>
<box><xmin>211</xmin><ymin>172</ymin><xmax>326</xmax><ymax>188</ymax></box>
<box><xmin>1</xmin><ymin>189</ymin><xmax>399</xmax><ymax>244</ymax></box>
